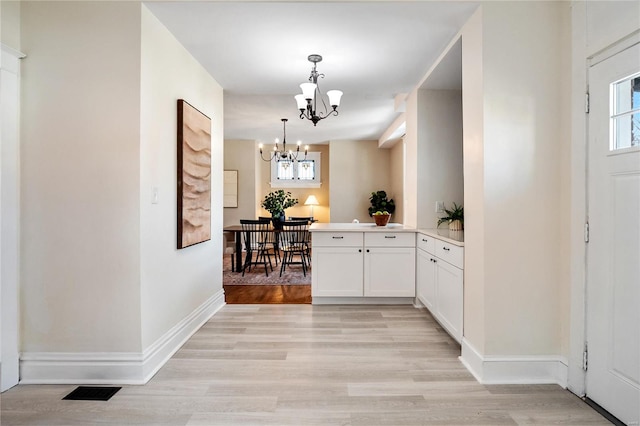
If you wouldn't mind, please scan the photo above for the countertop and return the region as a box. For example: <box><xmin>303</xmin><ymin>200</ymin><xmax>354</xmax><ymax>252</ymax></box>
<box><xmin>417</xmin><ymin>228</ymin><xmax>464</xmax><ymax>246</ymax></box>
<box><xmin>309</xmin><ymin>222</ymin><xmax>417</xmax><ymax>233</ymax></box>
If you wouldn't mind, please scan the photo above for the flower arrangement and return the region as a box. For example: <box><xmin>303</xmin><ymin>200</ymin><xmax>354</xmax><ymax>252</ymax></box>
<box><xmin>261</xmin><ymin>190</ymin><xmax>298</xmax><ymax>217</ymax></box>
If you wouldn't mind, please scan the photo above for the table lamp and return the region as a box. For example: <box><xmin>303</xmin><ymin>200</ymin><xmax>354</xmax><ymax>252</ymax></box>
<box><xmin>304</xmin><ymin>195</ymin><xmax>319</xmax><ymax>219</ymax></box>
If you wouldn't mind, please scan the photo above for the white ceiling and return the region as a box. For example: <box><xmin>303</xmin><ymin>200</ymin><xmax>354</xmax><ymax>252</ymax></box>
<box><xmin>145</xmin><ymin>1</ymin><xmax>476</xmax><ymax>145</ymax></box>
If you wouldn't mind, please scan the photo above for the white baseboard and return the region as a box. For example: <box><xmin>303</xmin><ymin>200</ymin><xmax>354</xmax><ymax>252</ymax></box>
<box><xmin>312</xmin><ymin>297</ymin><xmax>415</xmax><ymax>305</ymax></box>
<box><xmin>460</xmin><ymin>338</ymin><xmax>568</xmax><ymax>387</ymax></box>
<box><xmin>19</xmin><ymin>289</ymin><xmax>225</xmax><ymax>385</ymax></box>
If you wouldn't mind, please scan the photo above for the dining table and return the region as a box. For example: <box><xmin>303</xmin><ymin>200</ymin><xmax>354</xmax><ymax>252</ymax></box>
<box><xmin>223</xmin><ymin>223</ymin><xmax>310</xmax><ymax>274</ymax></box>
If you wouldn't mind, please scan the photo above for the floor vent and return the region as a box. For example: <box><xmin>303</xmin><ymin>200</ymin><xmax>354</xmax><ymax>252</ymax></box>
<box><xmin>63</xmin><ymin>386</ymin><xmax>121</xmax><ymax>401</ymax></box>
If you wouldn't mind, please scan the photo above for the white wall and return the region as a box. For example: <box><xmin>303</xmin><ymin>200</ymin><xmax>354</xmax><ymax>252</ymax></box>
<box><xmin>139</xmin><ymin>5</ymin><xmax>224</xmax><ymax>351</ymax></box>
<box><xmin>416</xmin><ymin>89</ymin><xmax>464</xmax><ymax>229</ymax></box>
<box><xmin>389</xmin><ymin>140</ymin><xmax>404</xmax><ymax>224</ymax></box>
<box><xmin>460</xmin><ymin>2</ymin><xmax>569</xmax><ymax>374</ymax></box>
<box><xmin>329</xmin><ymin>140</ymin><xmax>392</xmax><ymax>223</ymax></box>
<box><xmin>21</xmin><ymin>1</ymin><xmax>143</xmax><ymax>353</ymax></box>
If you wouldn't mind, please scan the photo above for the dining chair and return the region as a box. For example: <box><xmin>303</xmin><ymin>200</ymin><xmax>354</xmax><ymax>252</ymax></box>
<box><xmin>240</xmin><ymin>219</ymin><xmax>274</xmax><ymax>276</ymax></box>
<box><xmin>278</xmin><ymin>220</ymin><xmax>310</xmax><ymax>277</ymax></box>
<box><xmin>258</xmin><ymin>216</ymin><xmax>281</xmax><ymax>265</ymax></box>
<box><xmin>287</xmin><ymin>217</ymin><xmax>313</xmax><ymax>264</ymax></box>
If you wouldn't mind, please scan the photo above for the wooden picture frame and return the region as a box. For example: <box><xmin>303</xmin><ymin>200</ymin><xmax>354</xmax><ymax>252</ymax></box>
<box><xmin>177</xmin><ymin>99</ymin><xmax>211</xmax><ymax>249</ymax></box>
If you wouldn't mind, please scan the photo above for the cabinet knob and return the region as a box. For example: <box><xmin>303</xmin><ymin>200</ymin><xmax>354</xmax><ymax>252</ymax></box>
<box><xmin>358</xmin><ymin>249</ymin><xmax>362</xmax><ymax>253</ymax></box>
<box><xmin>422</xmin><ymin>238</ymin><xmax>428</xmax><ymax>242</ymax></box>
<box><xmin>366</xmin><ymin>249</ymin><xmax>370</xmax><ymax>253</ymax></box>
<box><xmin>442</xmin><ymin>247</ymin><xmax>450</xmax><ymax>251</ymax></box>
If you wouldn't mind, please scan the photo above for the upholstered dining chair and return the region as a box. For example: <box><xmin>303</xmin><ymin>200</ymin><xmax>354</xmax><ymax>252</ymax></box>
<box><xmin>278</xmin><ymin>220</ymin><xmax>310</xmax><ymax>277</ymax></box>
<box><xmin>240</xmin><ymin>219</ymin><xmax>274</xmax><ymax>277</ymax></box>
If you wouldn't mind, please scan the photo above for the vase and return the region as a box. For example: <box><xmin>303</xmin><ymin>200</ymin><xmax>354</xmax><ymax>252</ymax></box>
<box><xmin>271</xmin><ymin>214</ymin><xmax>285</xmax><ymax>229</ymax></box>
<box><xmin>449</xmin><ymin>219</ymin><xmax>463</xmax><ymax>231</ymax></box>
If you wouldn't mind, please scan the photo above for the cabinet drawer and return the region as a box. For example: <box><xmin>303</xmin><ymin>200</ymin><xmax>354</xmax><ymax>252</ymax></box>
<box><xmin>312</xmin><ymin>232</ymin><xmax>363</xmax><ymax>247</ymax></box>
<box><xmin>435</xmin><ymin>241</ymin><xmax>464</xmax><ymax>269</ymax></box>
<box><xmin>416</xmin><ymin>233</ymin><xmax>435</xmax><ymax>254</ymax></box>
<box><xmin>365</xmin><ymin>232</ymin><xmax>415</xmax><ymax>247</ymax></box>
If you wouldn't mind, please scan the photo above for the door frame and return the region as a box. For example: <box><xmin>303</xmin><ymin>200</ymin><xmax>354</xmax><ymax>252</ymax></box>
<box><xmin>0</xmin><ymin>43</ymin><xmax>25</xmax><ymax>392</ymax></box>
<box><xmin>567</xmin><ymin>25</ymin><xmax>640</xmax><ymax>397</ymax></box>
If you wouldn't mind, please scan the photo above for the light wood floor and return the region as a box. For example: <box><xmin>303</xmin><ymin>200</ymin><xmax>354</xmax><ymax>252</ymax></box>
<box><xmin>1</xmin><ymin>305</ymin><xmax>608</xmax><ymax>425</ymax></box>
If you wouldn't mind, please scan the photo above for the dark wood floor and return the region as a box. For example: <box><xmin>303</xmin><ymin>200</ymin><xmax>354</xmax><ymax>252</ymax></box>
<box><xmin>223</xmin><ymin>284</ymin><xmax>311</xmax><ymax>304</ymax></box>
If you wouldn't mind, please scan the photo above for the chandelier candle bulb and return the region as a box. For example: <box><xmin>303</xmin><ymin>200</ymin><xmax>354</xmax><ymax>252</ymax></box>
<box><xmin>258</xmin><ymin>118</ymin><xmax>308</xmax><ymax>164</ymax></box>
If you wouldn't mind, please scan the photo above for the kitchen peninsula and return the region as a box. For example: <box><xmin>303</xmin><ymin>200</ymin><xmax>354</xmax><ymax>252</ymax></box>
<box><xmin>310</xmin><ymin>222</ymin><xmax>417</xmax><ymax>304</ymax></box>
<box><xmin>310</xmin><ymin>222</ymin><xmax>465</xmax><ymax>342</ymax></box>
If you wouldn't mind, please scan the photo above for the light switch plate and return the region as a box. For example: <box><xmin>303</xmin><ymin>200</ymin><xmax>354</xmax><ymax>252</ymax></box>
<box><xmin>435</xmin><ymin>201</ymin><xmax>444</xmax><ymax>213</ymax></box>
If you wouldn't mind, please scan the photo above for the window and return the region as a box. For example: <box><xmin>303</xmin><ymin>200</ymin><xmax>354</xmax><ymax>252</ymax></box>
<box><xmin>271</xmin><ymin>152</ymin><xmax>321</xmax><ymax>188</ymax></box>
<box><xmin>611</xmin><ymin>73</ymin><xmax>640</xmax><ymax>150</ymax></box>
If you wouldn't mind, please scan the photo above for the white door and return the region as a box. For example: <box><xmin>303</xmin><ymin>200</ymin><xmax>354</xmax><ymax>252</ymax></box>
<box><xmin>312</xmin><ymin>247</ymin><xmax>363</xmax><ymax>297</ymax></box>
<box><xmin>586</xmin><ymin>42</ymin><xmax>640</xmax><ymax>425</ymax></box>
<box><xmin>416</xmin><ymin>248</ymin><xmax>436</xmax><ymax>311</ymax></box>
<box><xmin>364</xmin><ymin>247</ymin><xmax>416</xmax><ymax>297</ymax></box>
<box><xmin>1</xmin><ymin>47</ymin><xmax>22</xmax><ymax>392</ymax></box>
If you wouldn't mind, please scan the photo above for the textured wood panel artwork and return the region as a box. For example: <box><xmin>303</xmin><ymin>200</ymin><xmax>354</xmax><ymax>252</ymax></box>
<box><xmin>177</xmin><ymin>99</ymin><xmax>211</xmax><ymax>249</ymax></box>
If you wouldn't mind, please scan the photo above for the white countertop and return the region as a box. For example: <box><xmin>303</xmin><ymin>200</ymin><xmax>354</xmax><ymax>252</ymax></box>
<box><xmin>417</xmin><ymin>228</ymin><xmax>464</xmax><ymax>246</ymax></box>
<box><xmin>309</xmin><ymin>222</ymin><xmax>417</xmax><ymax>233</ymax></box>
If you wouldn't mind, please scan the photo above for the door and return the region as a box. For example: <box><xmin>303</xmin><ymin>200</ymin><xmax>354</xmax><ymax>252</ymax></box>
<box><xmin>364</xmin><ymin>247</ymin><xmax>415</xmax><ymax>297</ymax></box>
<box><xmin>416</xmin><ymin>248</ymin><xmax>436</xmax><ymax>311</ymax></box>
<box><xmin>1</xmin><ymin>46</ymin><xmax>22</xmax><ymax>392</ymax></box>
<box><xmin>435</xmin><ymin>259</ymin><xmax>463</xmax><ymax>344</ymax></box>
<box><xmin>312</xmin><ymin>247</ymin><xmax>363</xmax><ymax>297</ymax></box>
<box><xmin>586</xmin><ymin>42</ymin><xmax>640</xmax><ymax>424</ymax></box>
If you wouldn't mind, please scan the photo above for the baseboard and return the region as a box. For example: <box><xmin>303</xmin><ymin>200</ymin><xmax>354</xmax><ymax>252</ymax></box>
<box><xmin>312</xmin><ymin>297</ymin><xmax>415</xmax><ymax>305</ymax></box>
<box><xmin>19</xmin><ymin>289</ymin><xmax>225</xmax><ymax>385</ymax></box>
<box><xmin>460</xmin><ymin>338</ymin><xmax>568</xmax><ymax>387</ymax></box>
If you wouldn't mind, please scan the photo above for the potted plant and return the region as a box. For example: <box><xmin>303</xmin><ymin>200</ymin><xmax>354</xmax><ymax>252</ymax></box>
<box><xmin>261</xmin><ymin>190</ymin><xmax>298</xmax><ymax>228</ymax></box>
<box><xmin>368</xmin><ymin>191</ymin><xmax>396</xmax><ymax>217</ymax></box>
<box><xmin>368</xmin><ymin>190</ymin><xmax>396</xmax><ymax>226</ymax></box>
<box><xmin>437</xmin><ymin>202</ymin><xmax>464</xmax><ymax>231</ymax></box>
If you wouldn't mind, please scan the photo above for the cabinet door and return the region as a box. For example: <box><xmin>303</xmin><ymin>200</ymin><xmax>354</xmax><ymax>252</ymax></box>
<box><xmin>364</xmin><ymin>247</ymin><xmax>416</xmax><ymax>297</ymax></box>
<box><xmin>435</xmin><ymin>259</ymin><xmax>464</xmax><ymax>343</ymax></box>
<box><xmin>416</xmin><ymin>249</ymin><xmax>437</xmax><ymax>312</ymax></box>
<box><xmin>312</xmin><ymin>247</ymin><xmax>363</xmax><ymax>297</ymax></box>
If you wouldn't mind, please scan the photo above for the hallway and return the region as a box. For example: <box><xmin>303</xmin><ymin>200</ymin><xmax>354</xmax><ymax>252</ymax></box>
<box><xmin>1</xmin><ymin>305</ymin><xmax>607</xmax><ymax>425</ymax></box>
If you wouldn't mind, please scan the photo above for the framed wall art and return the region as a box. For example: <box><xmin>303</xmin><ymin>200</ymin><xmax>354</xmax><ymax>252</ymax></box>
<box><xmin>177</xmin><ymin>99</ymin><xmax>211</xmax><ymax>249</ymax></box>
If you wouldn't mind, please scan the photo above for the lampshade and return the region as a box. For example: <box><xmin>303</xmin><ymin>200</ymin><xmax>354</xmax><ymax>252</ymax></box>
<box><xmin>304</xmin><ymin>195</ymin><xmax>319</xmax><ymax>206</ymax></box>
<box><xmin>300</xmin><ymin>83</ymin><xmax>317</xmax><ymax>100</ymax></box>
<box><xmin>326</xmin><ymin>90</ymin><xmax>343</xmax><ymax>108</ymax></box>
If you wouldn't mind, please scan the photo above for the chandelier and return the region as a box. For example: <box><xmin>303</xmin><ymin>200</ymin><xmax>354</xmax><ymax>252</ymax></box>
<box><xmin>258</xmin><ymin>118</ymin><xmax>308</xmax><ymax>166</ymax></box>
<box><xmin>294</xmin><ymin>54</ymin><xmax>343</xmax><ymax>126</ymax></box>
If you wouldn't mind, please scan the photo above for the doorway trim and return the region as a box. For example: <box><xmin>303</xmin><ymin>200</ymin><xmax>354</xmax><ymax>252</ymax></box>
<box><xmin>566</xmin><ymin>15</ymin><xmax>640</xmax><ymax>396</ymax></box>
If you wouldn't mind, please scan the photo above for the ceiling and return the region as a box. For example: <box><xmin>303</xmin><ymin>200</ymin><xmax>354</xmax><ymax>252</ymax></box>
<box><xmin>145</xmin><ymin>1</ymin><xmax>476</xmax><ymax>145</ymax></box>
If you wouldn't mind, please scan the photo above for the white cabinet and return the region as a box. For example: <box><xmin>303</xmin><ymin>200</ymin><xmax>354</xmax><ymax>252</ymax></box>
<box><xmin>312</xmin><ymin>247</ymin><xmax>363</xmax><ymax>297</ymax></box>
<box><xmin>416</xmin><ymin>247</ymin><xmax>436</xmax><ymax>311</ymax></box>
<box><xmin>312</xmin><ymin>230</ymin><xmax>416</xmax><ymax>300</ymax></box>
<box><xmin>416</xmin><ymin>232</ymin><xmax>464</xmax><ymax>343</ymax></box>
<box><xmin>364</xmin><ymin>233</ymin><xmax>415</xmax><ymax>297</ymax></box>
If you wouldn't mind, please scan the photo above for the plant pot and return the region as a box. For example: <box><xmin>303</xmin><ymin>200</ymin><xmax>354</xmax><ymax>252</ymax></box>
<box><xmin>373</xmin><ymin>214</ymin><xmax>391</xmax><ymax>227</ymax></box>
<box><xmin>449</xmin><ymin>219</ymin><xmax>463</xmax><ymax>231</ymax></box>
<box><xmin>271</xmin><ymin>214</ymin><xmax>285</xmax><ymax>229</ymax></box>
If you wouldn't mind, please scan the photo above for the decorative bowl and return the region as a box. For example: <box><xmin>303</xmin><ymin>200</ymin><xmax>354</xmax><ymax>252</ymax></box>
<box><xmin>373</xmin><ymin>214</ymin><xmax>391</xmax><ymax>226</ymax></box>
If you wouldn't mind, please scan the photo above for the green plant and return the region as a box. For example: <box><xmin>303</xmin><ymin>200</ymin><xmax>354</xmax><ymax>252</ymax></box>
<box><xmin>368</xmin><ymin>190</ymin><xmax>396</xmax><ymax>217</ymax></box>
<box><xmin>261</xmin><ymin>190</ymin><xmax>298</xmax><ymax>217</ymax></box>
<box><xmin>437</xmin><ymin>202</ymin><xmax>464</xmax><ymax>227</ymax></box>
